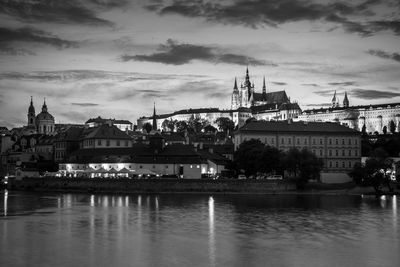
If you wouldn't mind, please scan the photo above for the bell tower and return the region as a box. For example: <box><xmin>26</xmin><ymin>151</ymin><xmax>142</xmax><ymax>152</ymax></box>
<box><xmin>27</xmin><ymin>96</ymin><xmax>36</xmax><ymax>128</ymax></box>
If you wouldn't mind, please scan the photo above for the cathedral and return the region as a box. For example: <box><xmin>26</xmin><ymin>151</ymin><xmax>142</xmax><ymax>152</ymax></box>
<box><xmin>231</xmin><ymin>68</ymin><xmax>291</xmax><ymax>109</ymax></box>
<box><xmin>25</xmin><ymin>97</ymin><xmax>55</xmax><ymax>135</ymax></box>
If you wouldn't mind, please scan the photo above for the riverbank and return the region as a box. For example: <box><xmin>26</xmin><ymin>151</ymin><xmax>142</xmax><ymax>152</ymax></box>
<box><xmin>5</xmin><ymin>177</ymin><xmax>399</xmax><ymax>195</ymax></box>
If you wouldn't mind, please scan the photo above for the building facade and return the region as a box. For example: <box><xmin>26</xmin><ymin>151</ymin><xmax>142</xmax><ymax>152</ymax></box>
<box><xmin>298</xmin><ymin>92</ymin><xmax>400</xmax><ymax>134</ymax></box>
<box><xmin>234</xmin><ymin>121</ymin><xmax>361</xmax><ymax>183</ymax></box>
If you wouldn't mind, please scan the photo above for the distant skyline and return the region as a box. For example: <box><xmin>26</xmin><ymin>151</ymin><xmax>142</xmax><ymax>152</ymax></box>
<box><xmin>1</xmin><ymin>0</ymin><xmax>399</xmax><ymax>128</ymax></box>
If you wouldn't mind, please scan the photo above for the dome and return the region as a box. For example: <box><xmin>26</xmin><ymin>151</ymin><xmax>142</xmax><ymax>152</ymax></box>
<box><xmin>36</xmin><ymin>111</ymin><xmax>54</xmax><ymax>121</ymax></box>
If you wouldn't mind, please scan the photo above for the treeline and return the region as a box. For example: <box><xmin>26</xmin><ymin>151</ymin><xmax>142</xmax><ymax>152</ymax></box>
<box><xmin>362</xmin><ymin>133</ymin><xmax>400</xmax><ymax>157</ymax></box>
<box><xmin>229</xmin><ymin>139</ymin><xmax>324</xmax><ymax>189</ymax></box>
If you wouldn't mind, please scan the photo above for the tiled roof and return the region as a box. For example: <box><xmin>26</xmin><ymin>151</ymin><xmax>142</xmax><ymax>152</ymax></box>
<box><xmin>302</xmin><ymin>102</ymin><xmax>400</xmax><ymax>114</ymax></box>
<box><xmin>83</xmin><ymin>124</ymin><xmax>131</xmax><ymax>140</ymax></box>
<box><xmin>239</xmin><ymin>121</ymin><xmax>359</xmax><ymax>133</ymax></box>
<box><xmin>253</xmin><ymin>90</ymin><xmax>289</xmax><ymax>103</ymax></box>
<box><xmin>86</xmin><ymin>116</ymin><xmax>132</xmax><ymax>124</ymax></box>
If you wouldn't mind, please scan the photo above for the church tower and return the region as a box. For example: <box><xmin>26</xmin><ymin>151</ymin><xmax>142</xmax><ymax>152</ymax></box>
<box><xmin>240</xmin><ymin>67</ymin><xmax>254</xmax><ymax>108</ymax></box>
<box><xmin>262</xmin><ymin>76</ymin><xmax>267</xmax><ymax>102</ymax></box>
<box><xmin>231</xmin><ymin>77</ymin><xmax>240</xmax><ymax>110</ymax></box>
<box><xmin>332</xmin><ymin>91</ymin><xmax>337</xmax><ymax>108</ymax></box>
<box><xmin>27</xmin><ymin>96</ymin><xmax>36</xmax><ymax>128</ymax></box>
<box><xmin>343</xmin><ymin>91</ymin><xmax>349</xmax><ymax>108</ymax></box>
<box><xmin>152</xmin><ymin>102</ymin><xmax>157</xmax><ymax>131</ymax></box>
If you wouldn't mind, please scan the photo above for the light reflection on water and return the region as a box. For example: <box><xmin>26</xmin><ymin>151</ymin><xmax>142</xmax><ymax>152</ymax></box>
<box><xmin>0</xmin><ymin>191</ymin><xmax>399</xmax><ymax>267</ymax></box>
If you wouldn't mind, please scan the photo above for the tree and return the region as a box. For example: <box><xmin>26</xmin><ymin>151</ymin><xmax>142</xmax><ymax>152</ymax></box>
<box><xmin>143</xmin><ymin>123</ymin><xmax>152</xmax><ymax>133</ymax></box>
<box><xmin>258</xmin><ymin>145</ymin><xmax>283</xmax><ymax>175</ymax></box>
<box><xmin>204</xmin><ymin>124</ymin><xmax>217</xmax><ymax>133</ymax></box>
<box><xmin>215</xmin><ymin>117</ymin><xmax>235</xmax><ymax>136</ymax></box>
<box><xmin>175</xmin><ymin>121</ymin><xmax>189</xmax><ymax>133</ymax></box>
<box><xmin>234</xmin><ymin>139</ymin><xmax>264</xmax><ymax>177</ymax></box>
<box><xmin>188</xmin><ymin>116</ymin><xmax>208</xmax><ymax>133</ymax></box>
<box><xmin>390</xmin><ymin>120</ymin><xmax>396</xmax><ymax>134</ymax></box>
<box><xmin>283</xmin><ymin>148</ymin><xmax>324</xmax><ymax>189</ymax></box>
<box><xmin>162</xmin><ymin>119</ymin><xmax>176</xmax><ymax>132</ymax></box>
<box><xmin>350</xmin><ymin>148</ymin><xmax>394</xmax><ymax>193</ymax></box>
<box><xmin>361</xmin><ymin>124</ymin><xmax>367</xmax><ymax>136</ymax></box>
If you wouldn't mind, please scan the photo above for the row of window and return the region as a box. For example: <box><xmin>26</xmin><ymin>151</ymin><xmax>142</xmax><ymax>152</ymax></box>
<box><xmin>254</xmin><ymin>137</ymin><xmax>359</xmax><ymax>146</ymax></box>
<box><xmin>82</xmin><ymin>139</ymin><xmax>130</xmax><ymax>147</ymax></box>
<box><xmin>328</xmin><ymin>161</ymin><xmax>355</xmax><ymax>169</ymax></box>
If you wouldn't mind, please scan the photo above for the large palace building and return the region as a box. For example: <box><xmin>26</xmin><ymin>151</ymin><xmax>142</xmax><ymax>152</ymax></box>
<box><xmin>138</xmin><ymin>68</ymin><xmax>302</xmax><ymax>130</ymax></box>
<box><xmin>297</xmin><ymin>92</ymin><xmax>400</xmax><ymax>134</ymax></box>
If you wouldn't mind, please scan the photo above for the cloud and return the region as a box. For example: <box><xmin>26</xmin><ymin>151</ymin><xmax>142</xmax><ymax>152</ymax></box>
<box><xmin>302</xmin><ymin>83</ymin><xmax>320</xmax><ymax>87</ymax></box>
<box><xmin>0</xmin><ymin>44</ymin><xmax>36</xmax><ymax>56</ymax></box>
<box><xmin>0</xmin><ymin>27</ymin><xmax>79</xmax><ymax>49</ymax></box>
<box><xmin>146</xmin><ymin>0</ymin><xmax>395</xmax><ymax>36</ymax></box>
<box><xmin>71</xmin><ymin>103</ymin><xmax>99</xmax><ymax>107</ymax></box>
<box><xmin>369</xmin><ymin>20</ymin><xmax>400</xmax><ymax>35</ymax></box>
<box><xmin>0</xmin><ymin>0</ymin><xmax>115</xmax><ymax>26</ymax></box>
<box><xmin>350</xmin><ymin>89</ymin><xmax>400</xmax><ymax>99</ymax></box>
<box><xmin>121</xmin><ymin>39</ymin><xmax>270</xmax><ymax>66</ymax></box>
<box><xmin>314</xmin><ymin>89</ymin><xmax>340</xmax><ymax>97</ymax></box>
<box><xmin>271</xmin><ymin>81</ymin><xmax>287</xmax><ymax>86</ymax></box>
<box><xmin>366</xmin><ymin>49</ymin><xmax>400</xmax><ymax>63</ymax></box>
<box><xmin>328</xmin><ymin>81</ymin><xmax>357</xmax><ymax>86</ymax></box>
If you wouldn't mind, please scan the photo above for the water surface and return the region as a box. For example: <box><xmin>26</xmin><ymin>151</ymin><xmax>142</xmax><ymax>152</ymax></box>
<box><xmin>1</xmin><ymin>190</ymin><xmax>399</xmax><ymax>267</ymax></box>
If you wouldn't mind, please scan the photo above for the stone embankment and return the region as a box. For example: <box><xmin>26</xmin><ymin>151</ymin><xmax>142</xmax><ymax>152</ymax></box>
<box><xmin>7</xmin><ymin>177</ymin><xmax>296</xmax><ymax>194</ymax></box>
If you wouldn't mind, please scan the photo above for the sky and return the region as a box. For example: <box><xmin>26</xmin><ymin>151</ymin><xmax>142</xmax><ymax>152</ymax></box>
<box><xmin>0</xmin><ymin>0</ymin><xmax>399</xmax><ymax>129</ymax></box>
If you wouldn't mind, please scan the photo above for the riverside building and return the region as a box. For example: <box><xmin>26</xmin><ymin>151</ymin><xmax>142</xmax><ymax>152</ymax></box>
<box><xmin>234</xmin><ymin>121</ymin><xmax>361</xmax><ymax>183</ymax></box>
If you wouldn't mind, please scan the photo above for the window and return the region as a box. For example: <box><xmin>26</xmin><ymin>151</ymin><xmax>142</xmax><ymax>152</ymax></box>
<box><xmin>288</xmin><ymin>138</ymin><xmax>291</xmax><ymax>145</ymax></box>
<box><xmin>348</xmin><ymin>139</ymin><xmax>351</xmax><ymax>145</ymax></box>
<box><xmin>125</xmin><ymin>140</ymin><xmax>129</xmax><ymax>146</ymax></box>
<box><xmin>281</xmin><ymin>138</ymin><xmax>284</xmax><ymax>144</ymax></box>
<box><xmin>342</xmin><ymin>162</ymin><xmax>345</xmax><ymax>168</ymax></box>
<box><xmin>348</xmin><ymin>150</ymin><xmax>351</xmax><ymax>156</ymax></box>
<box><xmin>329</xmin><ymin>150</ymin><xmax>332</xmax><ymax>156</ymax></box>
<box><xmin>355</xmin><ymin>150</ymin><xmax>358</xmax><ymax>156</ymax></box>
<box><xmin>320</xmin><ymin>139</ymin><xmax>323</xmax><ymax>145</ymax></box>
<box><xmin>297</xmin><ymin>139</ymin><xmax>300</xmax><ymax>145</ymax></box>
<box><xmin>342</xmin><ymin>150</ymin><xmax>345</xmax><ymax>156</ymax></box>
<box><xmin>336</xmin><ymin>161</ymin><xmax>338</xmax><ymax>168</ymax></box>
<box><xmin>349</xmin><ymin>162</ymin><xmax>352</xmax><ymax>168</ymax></box>
<box><xmin>335</xmin><ymin>139</ymin><xmax>338</xmax><ymax>145</ymax></box>
<box><xmin>320</xmin><ymin>150</ymin><xmax>323</xmax><ymax>156</ymax></box>
<box><xmin>304</xmin><ymin>139</ymin><xmax>307</xmax><ymax>145</ymax></box>
<box><xmin>117</xmin><ymin>140</ymin><xmax>120</xmax><ymax>146</ymax></box>
<box><xmin>106</xmin><ymin>140</ymin><xmax>110</xmax><ymax>146</ymax></box>
<box><xmin>342</xmin><ymin>139</ymin><xmax>345</xmax><ymax>145</ymax></box>
<box><xmin>335</xmin><ymin>150</ymin><xmax>338</xmax><ymax>156</ymax></box>
<box><xmin>98</xmin><ymin>140</ymin><xmax>102</xmax><ymax>146</ymax></box>
<box><xmin>329</xmin><ymin>139</ymin><xmax>332</xmax><ymax>145</ymax></box>
<box><xmin>329</xmin><ymin>161</ymin><xmax>332</xmax><ymax>167</ymax></box>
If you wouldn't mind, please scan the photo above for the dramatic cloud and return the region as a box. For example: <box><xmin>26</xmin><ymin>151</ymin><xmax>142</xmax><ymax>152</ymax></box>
<box><xmin>314</xmin><ymin>89</ymin><xmax>342</xmax><ymax>97</ymax></box>
<box><xmin>146</xmin><ymin>0</ymin><xmax>395</xmax><ymax>36</ymax></box>
<box><xmin>0</xmin><ymin>27</ymin><xmax>78</xmax><ymax>50</ymax></box>
<box><xmin>0</xmin><ymin>0</ymin><xmax>115</xmax><ymax>26</ymax></box>
<box><xmin>271</xmin><ymin>81</ymin><xmax>287</xmax><ymax>86</ymax></box>
<box><xmin>369</xmin><ymin>20</ymin><xmax>400</xmax><ymax>35</ymax></box>
<box><xmin>328</xmin><ymin>81</ymin><xmax>357</xmax><ymax>86</ymax></box>
<box><xmin>0</xmin><ymin>44</ymin><xmax>36</xmax><ymax>56</ymax></box>
<box><xmin>350</xmin><ymin>89</ymin><xmax>400</xmax><ymax>99</ymax></box>
<box><xmin>121</xmin><ymin>39</ymin><xmax>270</xmax><ymax>66</ymax></box>
<box><xmin>71</xmin><ymin>103</ymin><xmax>99</xmax><ymax>107</ymax></box>
<box><xmin>367</xmin><ymin>49</ymin><xmax>400</xmax><ymax>63</ymax></box>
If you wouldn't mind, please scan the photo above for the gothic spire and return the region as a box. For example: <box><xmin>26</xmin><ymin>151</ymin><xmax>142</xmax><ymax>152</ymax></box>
<box><xmin>233</xmin><ymin>77</ymin><xmax>238</xmax><ymax>90</ymax></box>
<box><xmin>262</xmin><ymin>76</ymin><xmax>267</xmax><ymax>101</ymax></box>
<box><xmin>343</xmin><ymin>91</ymin><xmax>349</xmax><ymax>108</ymax></box>
<box><xmin>152</xmin><ymin>102</ymin><xmax>157</xmax><ymax>131</ymax></box>
<box><xmin>28</xmin><ymin>96</ymin><xmax>35</xmax><ymax>114</ymax></box>
<box><xmin>332</xmin><ymin>90</ymin><xmax>337</xmax><ymax>108</ymax></box>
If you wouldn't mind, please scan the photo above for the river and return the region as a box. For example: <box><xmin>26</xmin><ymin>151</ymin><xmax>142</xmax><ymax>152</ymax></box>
<box><xmin>0</xmin><ymin>190</ymin><xmax>399</xmax><ymax>267</ymax></box>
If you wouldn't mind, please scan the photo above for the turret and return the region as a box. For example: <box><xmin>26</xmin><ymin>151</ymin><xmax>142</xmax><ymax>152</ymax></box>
<box><xmin>343</xmin><ymin>91</ymin><xmax>349</xmax><ymax>108</ymax></box>
<box><xmin>332</xmin><ymin>91</ymin><xmax>337</xmax><ymax>108</ymax></box>
<box><xmin>42</xmin><ymin>98</ymin><xmax>48</xmax><ymax>113</ymax></box>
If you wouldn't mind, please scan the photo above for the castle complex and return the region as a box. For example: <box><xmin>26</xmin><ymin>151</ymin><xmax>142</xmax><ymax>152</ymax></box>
<box><xmin>138</xmin><ymin>68</ymin><xmax>302</xmax><ymax>130</ymax></box>
<box><xmin>298</xmin><ymin>92</ymin><xmax>400</xmax><ymax>134</ymax></box>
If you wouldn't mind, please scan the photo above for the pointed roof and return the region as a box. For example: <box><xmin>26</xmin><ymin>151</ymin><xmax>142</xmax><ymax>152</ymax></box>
<box><xmin>233</xmin><ymin>77</ymin><xmax>238</xmax><ymax>90</ymax></box>
<box><xmin>152</xmin><ymin>102</ymin><xmax>157</xmax><ymax>130</ymax></box>
<box><xmin>28</xmin><ymin>96</ymin><xmax>35</xmax><ymax>113</ymax></box>
<box><xmin>332</xmin><ymin>90</ymin><xmax>337</xmax><ymax>102</ymax></box>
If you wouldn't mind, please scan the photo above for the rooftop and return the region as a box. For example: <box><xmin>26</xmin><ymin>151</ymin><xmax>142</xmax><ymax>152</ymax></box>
<box><xmin>238</xmin><ymin>121</ymin><xmax>360</xmax><ymax>134</ymax></box>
